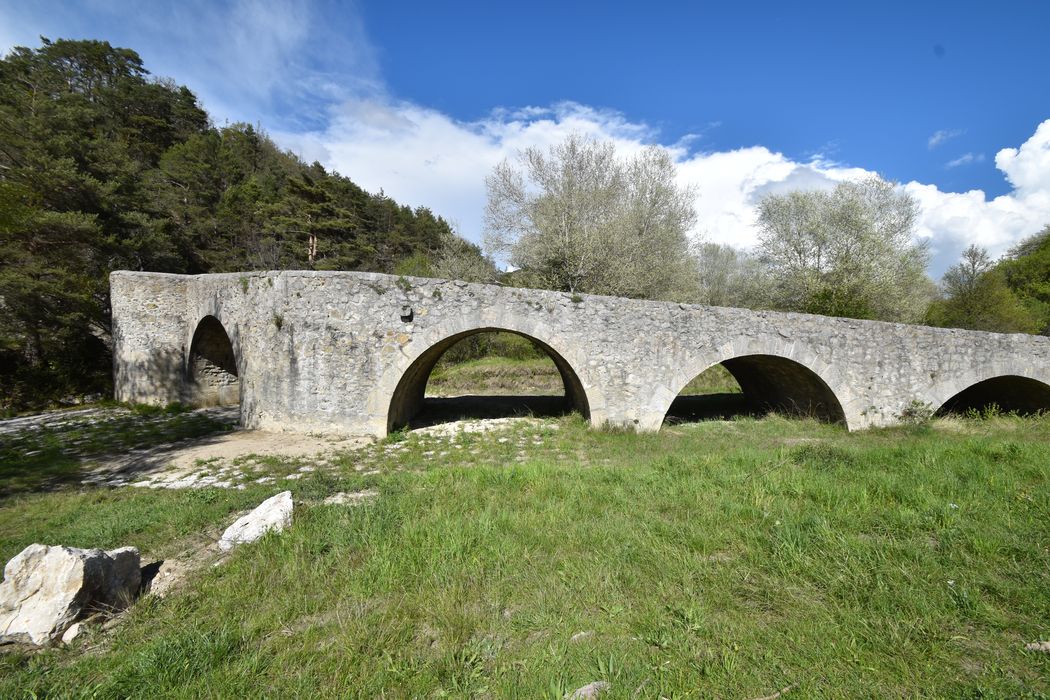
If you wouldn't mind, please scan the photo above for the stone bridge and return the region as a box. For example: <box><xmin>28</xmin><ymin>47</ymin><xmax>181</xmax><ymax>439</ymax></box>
<box><xmin>111</xmin><ymin>270</ymin><xmax>1050</xmax><ymax>437</ymax></box>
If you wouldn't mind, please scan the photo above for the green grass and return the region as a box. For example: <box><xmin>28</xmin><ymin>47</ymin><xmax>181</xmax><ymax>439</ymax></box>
<box><xmin>1</xmin><ymin>411</ymin><xmax>1048</xmax><ymax>697</ymax></box>
<box><xmin>427</xmin><ymin>354</ymin><xmax>741</xmax><ymax>398</ymax></box>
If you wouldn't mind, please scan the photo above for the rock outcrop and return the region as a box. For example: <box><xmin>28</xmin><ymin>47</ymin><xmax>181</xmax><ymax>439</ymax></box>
<box><xmin>0</xmin><ymin>544</ymin><xmax>141</xmax><ymax>646</ymax></box>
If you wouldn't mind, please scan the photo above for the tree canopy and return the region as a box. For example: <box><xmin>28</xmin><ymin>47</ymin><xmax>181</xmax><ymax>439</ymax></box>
<box><xmin>926</xmin><ymin>228</ymin><xmax>1050</xmax><ymax>335</ymax></box>
<box><xmin>1000</xmin><ymin>224</ymin><xmax>1050</xmax><ymax>333</ymax></box>
<box><xmin>483</xmin><ymin>134</ymin><xmax>698</xmax><ymax>300</ymax></box>
<box><xmin>0</xmin><ymin>38</ymin><xmax>488</xmax><ymax>411</ymax></box>
<box><xmin>754</xmin><ymin>177</ymin><xmax>934</xmax><ymax>322</ymax></box>
<box><xmin>925</xmin><ymin>245</ymin><xmax>1039</xmax><ymax>333</ymax></box>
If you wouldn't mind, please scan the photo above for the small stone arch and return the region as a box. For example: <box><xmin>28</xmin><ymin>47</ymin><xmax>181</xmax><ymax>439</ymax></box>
<box><xmin>652</xmin><ymin>342</ymin><xmax>851</xmax><ymax>429</ymax></box>
<box><xmin>186</xmin><ymin>315</ymin><xmax>240</xmax><ymax>407</ymax></box>
<box><xmin>383</xmin><ymin>326</ymin><xmax>593</xmax><ymax>433</ymax></box>
<box><xmin>932</xmin><ymin>373</ymin><xmax>1050</xmax><ymax>416</ymax></box>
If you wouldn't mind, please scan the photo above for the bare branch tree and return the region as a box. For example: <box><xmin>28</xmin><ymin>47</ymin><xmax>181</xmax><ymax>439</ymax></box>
<box><xmin>755</xmin><ymin>177</ymin><xmax>933</xmax><ymax>322</ymax></box>
<box><xmin>484</xmin><ymin>134</ymin><xmax>699</xmax><ymax>300</ymax></box>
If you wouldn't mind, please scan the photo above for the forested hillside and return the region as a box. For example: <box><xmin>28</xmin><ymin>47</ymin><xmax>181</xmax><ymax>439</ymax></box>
<box><xmin>0</xmin><ymin>39</ymin><xmax>486</xmax><ymax>411</ymax></box>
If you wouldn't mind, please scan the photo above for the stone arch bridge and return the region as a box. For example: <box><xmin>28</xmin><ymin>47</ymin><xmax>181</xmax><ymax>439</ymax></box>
<box><xmin>111</xmin><ymin>270</ymin><xmax>1050</xmax><ymax>437</ymax></box>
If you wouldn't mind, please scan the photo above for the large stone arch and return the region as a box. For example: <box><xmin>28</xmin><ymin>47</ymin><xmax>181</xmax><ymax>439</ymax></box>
<box><xmin>372</xmin><ymin>318</ymin><xmax>604</xmax><ymax>435</ymax></box>
<box><xmin>646</xmin><ymin>338</ymin><xmax>854</xmax><ymax>430</ymax></box>
<box><xmin>185</xmin><ymin>315</ymin><xmax>241</xmax><ymax>407</ymax></box>
<box><xmin>927</xmin><ymin>365</ymin><xmax>1050</xmax><ymax>416</ymax></box>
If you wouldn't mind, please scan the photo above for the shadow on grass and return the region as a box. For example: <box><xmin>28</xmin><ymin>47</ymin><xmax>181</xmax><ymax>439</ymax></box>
<box><xmin>0</xmin><ymin>407</ymin><xmax>239</xmax><ymax>499</ymax></box>
<box><xmin>663</xmin><ymin>393</ymin><xmax>755</xmax><ymax>425</ymax></box>
<box><xmin>409</xmin><ymin>395</ymin><xmax>573</xmax><ymax>429</ymax></box>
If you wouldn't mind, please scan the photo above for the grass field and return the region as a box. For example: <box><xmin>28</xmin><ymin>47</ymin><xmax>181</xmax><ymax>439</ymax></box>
<box><xmin>1</xmin><ymin>404</ymin><xmax>1048</xmax><ymax>698</ymax></box>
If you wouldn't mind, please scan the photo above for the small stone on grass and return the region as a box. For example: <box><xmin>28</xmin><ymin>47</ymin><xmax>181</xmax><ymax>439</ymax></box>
<box><xmin>218</xmin><ymin>491</ymin><xmax>293</xmax><ymax>551</ymax></box>
<box><xmin>567</xmin><ymin>681</ymin><xmax>610</xmax><ymax>699</ymax></box>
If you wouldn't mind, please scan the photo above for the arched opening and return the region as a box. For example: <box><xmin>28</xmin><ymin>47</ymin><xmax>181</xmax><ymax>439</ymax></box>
<box><xmin>186</xmin><ymin>316</ymin><xmax>240</xmax><ymax>407</ymax></box>
<box><xmin>664</xmin><ymin>354</ymin><xmax>846</xmax><ymax>425</ymax></box>
<box><xmin>664</xmin><ymin>364</ymin><xmax>747</xmax><ymax>423</ymax></box>
<box><xmin>387</xmin><ymin>329</ymin><xmax>590</xmax><ymax>432</ymax></box>
<box><xmin>935</xmin><ymin>375</ymin><xmax>1050</xmax><ymax>416</ymax></box>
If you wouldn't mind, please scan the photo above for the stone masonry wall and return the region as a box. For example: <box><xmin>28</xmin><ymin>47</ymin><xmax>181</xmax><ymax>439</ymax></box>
<box><xmin>111</xmin><ymin>270</ymin><xmax>1050</xmax><ymax>437</ymax></box>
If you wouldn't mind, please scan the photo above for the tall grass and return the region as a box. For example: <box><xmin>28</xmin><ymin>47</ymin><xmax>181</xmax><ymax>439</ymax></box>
<box><xmin>1</xmin><ymin>413</ymin><xmax>1048</xmax><ymax>697</ymax></box>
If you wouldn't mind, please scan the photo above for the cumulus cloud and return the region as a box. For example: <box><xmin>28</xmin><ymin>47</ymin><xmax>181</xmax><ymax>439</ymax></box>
<box><xmin>273</xmin><ymin>100</ymin><xmax>668</xmax><ymax>236</ymax></box>
<box><xmin>928</xmin><ymin>128</ymin><xmax>965</xmax><ymax>149</ymax></box>
<box><xmin>906</xmin><ymin>121</ymin><xmax>1050</xmax><ymax>271</ymax></box>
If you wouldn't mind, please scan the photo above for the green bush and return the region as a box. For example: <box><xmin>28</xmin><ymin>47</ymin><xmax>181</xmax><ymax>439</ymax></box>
<box><xmin>438</xmin><ymin>332</ymin><xmax>545</xmax><ymax>366</ymax></box>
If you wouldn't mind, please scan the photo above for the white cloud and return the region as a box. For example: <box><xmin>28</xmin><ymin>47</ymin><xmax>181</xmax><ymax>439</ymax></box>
<box><xmin>0</xmin><ymin>0</ymin><xmax>380</xmax><ymax>129</ymax></box>
<box><xmin>273</xmin><ymin>100</ymin><xmax>666</xmax><ymax>236</ymax></box>
<box><xmin>275</xmin><ymin>95</ymin><xmax>1050</xmax><ymax>276</ymax></box>
<box><xmin>906</xmin><ymin>121</ymin><xmax>1050</xmax><ymax>270</ymax></box>
<box><xmin>929</xmin><ymin>128</ymin><xmax>964</xmax><ymax>149</ymax></box>
<box><xmin>945</xmin><ymin>152</ymin><xmax>985</xmax><ymax>168</ymax></box>
<box><xmin>998</xmin><ymin>120</ymin><xmax>1050</xmax><ymax>195</ymax></box>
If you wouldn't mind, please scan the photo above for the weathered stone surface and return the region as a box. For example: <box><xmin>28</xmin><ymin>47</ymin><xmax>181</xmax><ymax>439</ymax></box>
<box><xmin>0</xmin><ymin>544</ymin><xmax>141</xmax><ymax>645</ymax></box>
<box><xmin>1025</xmin><ymin>640</ymin><xmax>1050</xmax><ymax>653</ymax></box>
<box><xmin>111</xmin><ymin>270</ymin><xmax>1050</xmax><ymax>437</ymax></box>
<box><xmin>218</xmin><ymin>491</ymin><xmax>293</xmax><ymax>551</ymax></box>
<box><xmin>567</xmin><ymin>680</ymin><xmax>610</xmax><ymax>699</ymax></box>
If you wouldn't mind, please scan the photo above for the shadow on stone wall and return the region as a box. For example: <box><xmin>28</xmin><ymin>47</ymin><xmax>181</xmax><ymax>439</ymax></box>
<box><xmin>185</xmin><ymin>316</ymin><xmax>240</xmax><ymax>408</ymax></box>
<box><xmin>664</xmin><ymin>355</ymin><xmax>847</xmax><ymax>426</ymax></box>
<box><xmin>115</xmin><ymin>347</ymin><xmax>186</xmax><ymax>406</ymax></box>
<box><xmin>936</xmin><ymin>375</ymin><xmax>1050</xmax><ymax>416</ymax></box>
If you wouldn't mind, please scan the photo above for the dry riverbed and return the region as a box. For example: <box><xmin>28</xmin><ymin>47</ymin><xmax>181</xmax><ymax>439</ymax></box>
<box><xmin>1</xmin><ymin>404</ymin><xmax>559</xmax><ymax>493</ymax></box>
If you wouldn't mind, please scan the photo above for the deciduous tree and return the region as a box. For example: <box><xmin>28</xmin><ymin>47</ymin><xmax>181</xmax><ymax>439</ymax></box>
<box><xmin>755</xmin><ymin>177</ymin><xmax>933</xmax><ymax>322</ymax></box>
<box><xmin>926</xmin><ymin>245</ymin><xmax>1039</xmax><ymax>333</ymax></box>
<box><xmin>999</xmin><ymin>223</ymin><xmax>1050</xmax><ymax>333</ymax></box>
<box><xmin>483</xmin><ymin>134</ymin><xmax>699</xmax><ymax>300</ymax></box>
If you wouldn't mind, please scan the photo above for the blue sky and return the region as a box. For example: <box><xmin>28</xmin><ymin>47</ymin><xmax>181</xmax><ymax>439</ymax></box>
<box><xmin>2</xmin><ymin>0</ymin><xmax>1049</xmax><ymax>275</ymax></box>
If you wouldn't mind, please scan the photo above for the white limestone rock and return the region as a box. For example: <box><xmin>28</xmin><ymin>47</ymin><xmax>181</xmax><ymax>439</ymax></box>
<box><xmin>218</xmin><ymin>491</ymin><xmax>293</xmax><ymax>551</ymax></box>
<box><xmin>567</xmin><ymin>681</ymin><xmax>610</xmax><ymax>699</ymax></box>
<box><xmin>60</xmin><ymin>621</ymin><xmax>83</xmax><ymax>645</ymax></box>
<box><xmin>0</xmin><ymin>544</ymin><xmax>141</xmax><ymax>646</ymax></box>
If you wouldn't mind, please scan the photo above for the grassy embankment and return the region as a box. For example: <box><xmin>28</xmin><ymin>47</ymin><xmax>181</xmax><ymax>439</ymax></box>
<box><xmin>1</xmin><ymin>398</ymin><xmax>1048</xmax><ymax>697</ymax></box>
